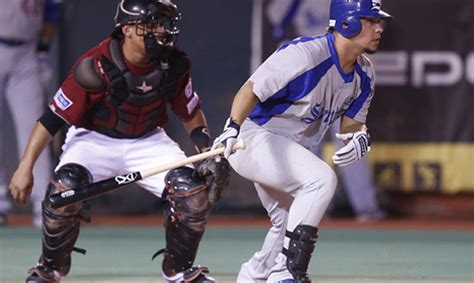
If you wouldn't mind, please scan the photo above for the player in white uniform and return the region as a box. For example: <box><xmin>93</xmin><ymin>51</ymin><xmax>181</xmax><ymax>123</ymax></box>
<box><xmin>0</xmin><ymin>0</ymin><xmax>59</xmax><ymax>226</ymax></box>
<box><xmin>213</xmin><ymin>0</ymin><xmax>393</xmax><ymax>282</ymax></box>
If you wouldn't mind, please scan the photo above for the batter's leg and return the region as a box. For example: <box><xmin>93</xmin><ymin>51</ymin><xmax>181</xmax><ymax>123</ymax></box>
<box><xmin>267</xmin><ymin>160</ymin><xmax>337</xmax><ymax>282</ymax></box>
<box><xmin>229</xmin><ymin>121</ymin><xmax>338</xmax><ymax>282</ymax></box>
<box><xmin>237</xmin><ymin>183</ymin><xmax>292</xmax><ymax>283</ymax></box>
<box><xmin>329</xmin><ymin>122</ymin><xmax>384</xmax><ymax>219</ymax></box>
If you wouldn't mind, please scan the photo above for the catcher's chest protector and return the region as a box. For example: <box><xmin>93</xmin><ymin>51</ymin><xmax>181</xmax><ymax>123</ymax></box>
<box><xmin>93</xmin><ymin>39</ymin><xmax>169</xmax><ymax>138</ymax></box>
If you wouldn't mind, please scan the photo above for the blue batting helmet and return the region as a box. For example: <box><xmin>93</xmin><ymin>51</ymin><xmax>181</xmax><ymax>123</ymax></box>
<box><xmin>329</xmin><ymin>0</ymin><xmax>392</xmax><ymax>38</ymax></box>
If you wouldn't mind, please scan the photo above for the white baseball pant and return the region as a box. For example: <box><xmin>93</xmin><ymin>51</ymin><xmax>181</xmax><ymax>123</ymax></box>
<box><xmin>56</xmin><ymin>126</ymin><xmax>189</xmax><ymax>198</ymax></box>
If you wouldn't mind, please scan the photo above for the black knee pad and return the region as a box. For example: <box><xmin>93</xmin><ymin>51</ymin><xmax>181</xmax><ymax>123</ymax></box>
<box><xmin>45</xmin><ymin>163</ymin><xmax>93</xmax><ymax>214</ymax></box>
<box><xmin>40</xmin><ymin>163</ymin><xmax>92</xmax><ymax>276</ymax></box>
<box><xmin>164</xmin><ymin>166</ymin><xmax>210</xmax><ymax>231</ymax></box>
<box><xmin>161</xmin><ymin>166</ymin><xmax>211</xmax><ymax>275</ymax></box>
<box><xmin>283</xmin><ymin>225</ymin><xmax>319</xmax><ymax>283</ymax></box>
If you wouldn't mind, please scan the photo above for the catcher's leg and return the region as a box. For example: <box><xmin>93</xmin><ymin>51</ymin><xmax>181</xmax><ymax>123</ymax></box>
<box><xmin>157</xmin><ymin>166</ymin><xmax>214</xmax><ymax>283</ymax></box>
<box><xmin>27</xmin><ymin>163</ymin><xmax>92</xmax><ymax>283</ymax></box>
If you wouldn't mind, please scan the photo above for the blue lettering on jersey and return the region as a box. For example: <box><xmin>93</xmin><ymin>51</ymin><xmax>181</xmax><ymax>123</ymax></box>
<box><xmin>301</xmin><ymin>103</ymin><xmax>336</xmax><ymax>124</ymax></box>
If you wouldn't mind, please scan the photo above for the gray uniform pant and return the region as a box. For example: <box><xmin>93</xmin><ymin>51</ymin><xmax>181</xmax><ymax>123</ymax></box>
<box><xmin>312</xmin><ymin>121</ymin><xmax>381</xmax><ymax>217</ymax></box>
<box><xmin>229</xmin><ymin>120</ymin><xmax>337</xmax><ymax>282</ymax></box>
<box><xmin>0</xmin><ymin>42</ymin><xmax>52</xmax><ymax>215</ymax></box>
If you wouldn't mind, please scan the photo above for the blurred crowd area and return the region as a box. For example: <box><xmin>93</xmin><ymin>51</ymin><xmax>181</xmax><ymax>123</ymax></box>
<box><xmin>1</xmin><ymin>0</ymin><xmax>473</xmax><ymax>220</ymax></box>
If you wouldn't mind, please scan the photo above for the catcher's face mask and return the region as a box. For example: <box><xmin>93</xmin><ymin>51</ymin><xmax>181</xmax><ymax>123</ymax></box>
<box><xmin>136</xmin><ymin>14</ymin><xmax>179</xmax><ymax>46</ymax></box>
<box><xmin>141</xmin><ymin>9</ymin><xmax>181</xmax><ymax>63</ymax></box>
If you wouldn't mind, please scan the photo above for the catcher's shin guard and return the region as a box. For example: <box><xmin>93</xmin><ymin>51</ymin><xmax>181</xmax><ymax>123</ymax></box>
<box><xmin>30</xmin><ymin>163</ymin><xmax>92</xmax><ymax>278</ymax></box>
<box><xmin>282</xmin><ymin>225</ymin><xmax>319</xmax><ymax>283</ymax></box>
<box><xmin>158</xmin><ymin>167</ymin><xmax>212</xmax><ymax>277</ymax></box>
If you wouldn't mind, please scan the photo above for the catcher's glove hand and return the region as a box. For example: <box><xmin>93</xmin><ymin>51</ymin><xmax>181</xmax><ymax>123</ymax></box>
<box><xmin>197</xmin><ymin>157</ymin><xmax>231</xmax><ymax>204</ymax></box>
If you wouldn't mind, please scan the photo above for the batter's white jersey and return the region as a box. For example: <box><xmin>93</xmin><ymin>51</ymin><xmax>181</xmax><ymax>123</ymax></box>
<box><xmin>248</xmin><ymin>32</ymin><xmax>375</xmax><ymax>148</ymax></box>
<box><xmin>0</xmin><ymin>0</ymin><xmax>44</xmax><ymax>41</ymax></box>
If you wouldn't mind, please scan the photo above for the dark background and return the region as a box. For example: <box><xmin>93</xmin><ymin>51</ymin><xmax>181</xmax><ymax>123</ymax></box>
<box><xmin>3</xmin><ymin>0</ymin><xmax>473</xmax><ymax>216</ymax></box>
<box><xmin>368</xmin><ymin>0</ymin><xmax>474</xmax><ymax>142</ymax></box>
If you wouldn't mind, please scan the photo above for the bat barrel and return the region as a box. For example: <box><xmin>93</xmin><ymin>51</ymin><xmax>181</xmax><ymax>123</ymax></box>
<box><xmin>48</xmin><ymin>172</ymin><xmax>143</xmax><ymax>209</ymax></box>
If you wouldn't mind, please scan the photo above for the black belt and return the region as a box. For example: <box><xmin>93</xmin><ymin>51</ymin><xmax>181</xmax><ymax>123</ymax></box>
<box><xmin>0</xmin><ymin>38</ymin><xmax>27</xmax><ymax>46</ymax></box>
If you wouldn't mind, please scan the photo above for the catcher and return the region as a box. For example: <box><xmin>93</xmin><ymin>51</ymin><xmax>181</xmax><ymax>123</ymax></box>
<box><xmin>9</xmin><ymin>0</ymin><xmax>229</xmax><ymax>282</ymax></box>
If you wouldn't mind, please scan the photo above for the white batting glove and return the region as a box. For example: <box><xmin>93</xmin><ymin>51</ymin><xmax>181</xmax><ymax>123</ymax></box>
<box><xmin>212</xmin><ymin>117</ymin><xmax>240</xmax><ymax>159</ymax></box>
<box><xmin>332</xmin><ymin>131</ymin><xmax>371</xmax><ymax>167</ymax></box>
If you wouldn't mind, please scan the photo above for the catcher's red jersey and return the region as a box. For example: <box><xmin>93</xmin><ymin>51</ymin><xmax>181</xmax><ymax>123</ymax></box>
<box><xmin>49</xmin><ymin>37</ymin><xmax>201</xmax><ymax>138</ymax></box>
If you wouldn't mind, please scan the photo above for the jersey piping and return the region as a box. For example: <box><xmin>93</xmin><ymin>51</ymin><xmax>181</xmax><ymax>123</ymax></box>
<box><xmin>249</xmin><ymin>56</ymin><xmax>333</xmax><ymax>125</ymax></box>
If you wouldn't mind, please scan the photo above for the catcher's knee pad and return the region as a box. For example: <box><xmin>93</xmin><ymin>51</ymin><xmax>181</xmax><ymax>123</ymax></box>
<box><xmin>164</xmin><ymin>166</ymin><xmax>210</xmax><ymax>231</ymax></box>
<box><xmin>161</xmin><ymin>166</ymin><xmax>211</xmax><ymax>276</ymax></box>
<box><xmin>45</xmin><ymin>163</ymin><xmax>93</xmax><ymax>214</ymax></box>
<box><xmin>283</xmin><ymin>225</ymin><xmax>319</xmax><ymax>283</ymax></box>
<box><xmin>39</xmin><ymin>163</ymin><xmax>93</xmax><ymax>276</ymax></box>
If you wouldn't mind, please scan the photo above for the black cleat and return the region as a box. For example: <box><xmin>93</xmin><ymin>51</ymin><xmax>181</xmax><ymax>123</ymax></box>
<box><xmin>26</xmin><ymin>264</ymin><xmax>62</xmax><ymax>283</ymax></box>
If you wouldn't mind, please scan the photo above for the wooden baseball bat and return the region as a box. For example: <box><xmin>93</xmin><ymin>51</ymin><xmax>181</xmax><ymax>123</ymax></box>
<box><xmin>48</xmin><ymin>139</ymin><xmax>245</xmax><ymax>209</ymax></box>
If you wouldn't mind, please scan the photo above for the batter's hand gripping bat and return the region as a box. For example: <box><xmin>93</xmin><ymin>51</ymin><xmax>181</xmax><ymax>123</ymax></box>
<box><xmin>48</xmin><ymin>139</ymin><xmax>245</xmax><ymax>209</ymax></box>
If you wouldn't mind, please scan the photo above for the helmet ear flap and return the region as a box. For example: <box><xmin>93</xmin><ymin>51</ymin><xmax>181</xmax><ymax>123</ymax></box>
<box><xmin>329</xmin><ymin>0</ymin><xmax>392</xmax><ymax>38</ymax></box>
<box><xmin>337</xmin><ymin>15</ymin><xmax>362</xmax><ymax>38</ymax></box>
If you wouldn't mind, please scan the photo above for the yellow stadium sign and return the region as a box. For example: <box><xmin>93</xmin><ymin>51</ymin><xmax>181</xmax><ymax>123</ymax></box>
<box><xmin>322</xmin><ymin>143</ymin><xmax>474</xmax><ymax>193</ymax></box>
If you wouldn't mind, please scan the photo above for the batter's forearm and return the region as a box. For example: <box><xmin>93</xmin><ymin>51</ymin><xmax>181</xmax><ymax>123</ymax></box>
<box><xmin>340</xmin><ymin>116</ymin><xmax>366</xmax><ymax>134</ymax></box>
<box><xmin>230</xmin><ymin>81</ymin><xmax>259</xmax><ymax>125</ymax></box>
<box><xmin>18</xmin><ymin>122</ymin><xmax>53</xmax><ymax>170</ymax></box>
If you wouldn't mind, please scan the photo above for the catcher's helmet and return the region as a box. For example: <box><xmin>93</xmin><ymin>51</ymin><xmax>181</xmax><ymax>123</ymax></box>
<box><xmin>113</xmin><ymin>0</ymin><xmax>181</xmax><ymax>46</ymax></box>
<box><xmin>329</xmin><ymin>0</ymin><xmax>392</xmax><ymax>38</ymax></box>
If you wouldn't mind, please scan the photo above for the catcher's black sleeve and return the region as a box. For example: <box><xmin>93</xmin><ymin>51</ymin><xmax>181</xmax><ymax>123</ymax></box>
<box><xmin>38</xmin><ymin>108</ymin><xmax>66</xmax><ymax>136</ymax></box>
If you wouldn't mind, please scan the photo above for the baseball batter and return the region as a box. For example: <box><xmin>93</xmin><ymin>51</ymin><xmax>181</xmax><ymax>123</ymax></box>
<box><xmin>213</xmin><ymin>0</ymin><xmax>393</xmax><ymax>282</ymax></box>
<box><xmin>266</xmin><ymin>0</ymin><xmax>387</xmax><ymax>221</ymax></box>
<box><xmin>0</xmin><ymin>0</ymin><xmax>59</xmax><ymax>226</ymax></box>
<box><xmin>9</xmin><ymin>0</ymin><xmax>229</xmax><ymax>282</ymax></box>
